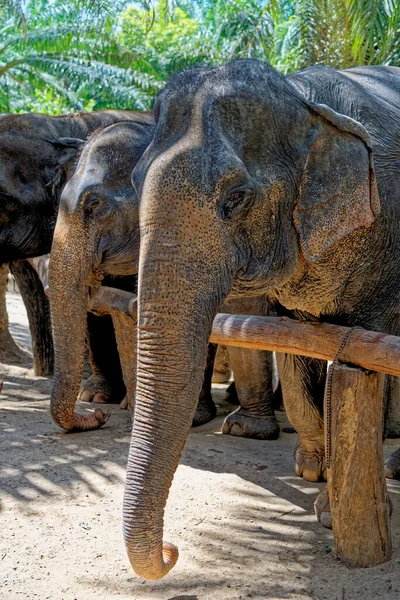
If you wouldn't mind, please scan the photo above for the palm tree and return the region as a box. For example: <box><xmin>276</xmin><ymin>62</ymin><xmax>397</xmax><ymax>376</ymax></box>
<box><xmin>2</xmin><ymin>0</ymin><xmax>400</xmax><ymax>114</ymax></box>
<box><xmin>0</xmin><ymin>0</ymin><xmax>160</xmax><ymax>112</ymax></box>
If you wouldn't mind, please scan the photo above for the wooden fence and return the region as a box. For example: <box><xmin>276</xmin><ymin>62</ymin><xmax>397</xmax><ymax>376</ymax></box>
<box><xmin>90</xmin><ymin>285</ymin><xmax>395</xmax><ymax>568</ymax></box>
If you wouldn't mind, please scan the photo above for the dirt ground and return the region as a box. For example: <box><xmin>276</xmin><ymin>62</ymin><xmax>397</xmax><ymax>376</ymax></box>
<box><xmin>1</xmin><ymin>290</ymin><xmax>400</xmax><ymax>600</ymax></box>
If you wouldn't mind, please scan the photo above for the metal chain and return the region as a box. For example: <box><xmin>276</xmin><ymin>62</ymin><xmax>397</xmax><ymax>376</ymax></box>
<box><xmin>325</xmin><ymin>326</ymin><xmax>363</xmax><ymax>468</ymax></box>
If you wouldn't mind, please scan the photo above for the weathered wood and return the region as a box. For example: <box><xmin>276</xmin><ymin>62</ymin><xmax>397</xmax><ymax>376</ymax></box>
<box><xmin>89</xmin><ymin>287</ymin><xmax>400</xmax><ymax>378</ymax></box>
<box><xmin>210</xmin><ymin>314</ymin><xmax>400</xmax><ymax>377</ymax></box>
<box><xmin>109</xmin><ymin>310</ymin><xmax>137</xmax><ymax>411</ymax></box>
<box><xmin>89</xmin><ymin>286</ymin><xmax>137</xmax><ymax>319</ymax></box>
<box><xmin>89</xmin><ymin>287</ymin><xmax>137</xmax><ymax>410</ymax></box>
<box><xmin>326</xmin><ymin>364</ymin><xmax>391</xmax><ymax>567</ymax></box>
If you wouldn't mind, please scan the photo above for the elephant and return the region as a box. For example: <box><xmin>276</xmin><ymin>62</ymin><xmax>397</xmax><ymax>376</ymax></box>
<box><xmin>0</xmin><ymin>108</ymin><xmax>151</xmax><ymax>393</ymax></box>
<box><xmin>103</xmin><ymin>60</ymin><xmax>400</xmax><ymax>580</ymax></box>
<box><xmin>49</xmin><ymin>119</ymin><xmax>280</xmax><ymax>437</ymax></box>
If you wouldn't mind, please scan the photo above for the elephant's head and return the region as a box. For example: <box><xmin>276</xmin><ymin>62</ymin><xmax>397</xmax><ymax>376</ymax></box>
<box><xmin>0</xmin><ymin>114</ymin><xmax>84</xmax><ymax>263</ymax></box>
<box><xmin>49</xmin><ymin>120</ymin><xmax>154</xmax><ymax>432</ymax></box>
<box><xmin>125</xmin><ymin>60</ymin><xmax>380</xmax><ymax>579</ymax></box>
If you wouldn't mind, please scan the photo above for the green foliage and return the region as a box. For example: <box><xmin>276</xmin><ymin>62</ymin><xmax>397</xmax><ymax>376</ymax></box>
<box><xmin>2</xmin><ymin>0</ymin><xmax>400</xmax><ymax>114</ymax></box>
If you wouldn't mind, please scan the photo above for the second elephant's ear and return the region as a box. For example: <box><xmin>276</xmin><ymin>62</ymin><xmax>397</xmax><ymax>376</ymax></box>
<box><xmin>293</xmin><ymin>103</ymin><xmax>380</xmax><ymax>264</ymax></box>
<box><xmin>46</xmin><ymin>137</ymin><xmax>85</xmax><ymax>165</ymax></box>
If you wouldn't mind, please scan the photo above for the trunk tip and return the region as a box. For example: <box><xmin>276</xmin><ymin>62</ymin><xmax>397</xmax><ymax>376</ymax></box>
<box><xmin>128</xmin><ymin>541</ymin><xmax>179</xmax><ymax>581</ymax></box>
<box><xmin>50</xmin><ymin>403</ymin><xmax>111</xmax><ymax>432</ymax></box>
<box><xmin>162</xmin><ymin>541</ymin><xmax>179</xmax><ymax>573</ymax></box>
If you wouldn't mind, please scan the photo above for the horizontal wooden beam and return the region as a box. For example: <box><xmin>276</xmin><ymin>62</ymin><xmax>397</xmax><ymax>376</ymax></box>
<box><xmin>211</xmin><ymin>313</ymin><xmax>400</xmax><ymax>377</ymax></box>
<box><xmin>90</xmin><ymin>286</ymin><xmax>400</xmax><ymax>377</ymax></box>
<box><xmin>89</xmin><ymin>286</ymin><xmax>137</xmax><ymax>318</ymax></box>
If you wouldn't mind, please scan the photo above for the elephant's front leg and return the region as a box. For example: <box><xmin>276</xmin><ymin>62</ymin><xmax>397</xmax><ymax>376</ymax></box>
<box><xmin>192</xmin><ymin>343</ymin><xmax>217</xmax><ymax>426</ymax></box>
<box><xmin>277</xmin><ymin>354</ymin><xmax>327</xmax><ymax>482</ymax></box>
<box><xmin>79</xmin><ymin>312</ymin><xmax>126</xmax><ymax>404</ymax></box>
<box><xmin>222</xmin><ymin>347</ymin><xmax>279</xmax><ymax>440</ymax></box>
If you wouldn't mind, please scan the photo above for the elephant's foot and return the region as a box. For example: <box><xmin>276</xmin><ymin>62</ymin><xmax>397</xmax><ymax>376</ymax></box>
<box><xmin>79</xmin><ymin>374</ymin><xmax>122</xmax><ymax>405</ymax></box>
<box><xmin>221</xmin><ymin>407</ymin><xmax>279</xmax><ymax>440</ymax></box>
<box><xmin>224</xmin><ymin>381</ymin><xmax>239</xmax><ymax>405</ymax></box>
<box><xmin>385</xmin><ymin>447</ymin><xmax>400</xmax><ymax>480</ymax></box>
<box><xmin>294</xmin><ymin>437</ymin><xmax>326</xmax><ymax>482</ymax></box>
<box><xmin>314</xmin><ymin>487</ymin><xmax>332</xmax><ymax>529</ymax></box>
<box><xmin>192</xmin><ymin>394</ymin><xmax>217</xmax><ymax>427</ymax></box>
<box><xmin>314</xmin><ymin>486</ymin><xmax>392</xmax><ymax>530</ymax></box>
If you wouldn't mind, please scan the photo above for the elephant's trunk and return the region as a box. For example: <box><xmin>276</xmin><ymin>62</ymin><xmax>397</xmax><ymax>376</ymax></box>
<box><xmin>49</xmin><ymin>213</ymin><xmax>109</xmax><ymax>431</ymax></box>
<box><xmin>123</xmin><ymin>225</ymin><xmax>229</xmax><ymax>580</ymax></box>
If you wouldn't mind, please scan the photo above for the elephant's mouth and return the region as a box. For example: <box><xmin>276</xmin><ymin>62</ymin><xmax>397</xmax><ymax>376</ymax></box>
<box><xmin>101</xmin><ymin>255</ymin><xmax>138</xmax><ymax>277</ymax></box>
<box><xmin>99</xmin><ymin>240</ymin><xmax>139</xmax><ymax>277</ymax></box>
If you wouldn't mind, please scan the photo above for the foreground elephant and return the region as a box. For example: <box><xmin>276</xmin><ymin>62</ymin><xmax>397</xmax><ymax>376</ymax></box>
<box><xmin>49</xmin><ymin>120</ymin><xmax>279</xmax><ymax>437</ymax></box>
<box><xmin>0</xmin><ymin>109</ymin><xmax>151</xmax><ymax>394</ymax></box>
<box><xmin>116</xmin><ymin>61</ymin><xmax>400</xmax><ymax>579</ymax></box>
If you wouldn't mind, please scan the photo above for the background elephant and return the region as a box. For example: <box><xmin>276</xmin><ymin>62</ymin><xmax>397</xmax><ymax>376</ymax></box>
<box><xmin>49</xmin><ymin>119</ymin><xmax>280</xmax><ymax>438</ymax></box>
<box><xmin>121</xmin><ymin>60</ymin><xmax>400</xmax><ymax>580</ymax></box>
<box><xmin>0</xmin><ymin>109</ymin><xmax>151</xmax><ymax>397</ymax></box>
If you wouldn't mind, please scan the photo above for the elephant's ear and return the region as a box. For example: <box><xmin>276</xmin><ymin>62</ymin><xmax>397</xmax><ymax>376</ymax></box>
<box><xmin>293</xmin><ymin>102</ymin><xmax>380</xmax><ymax>264</ymax></box>
<box><xmin>46</xmin><ymin>137</ymin><xmax>85</xmax><ymax>165</ymax></box>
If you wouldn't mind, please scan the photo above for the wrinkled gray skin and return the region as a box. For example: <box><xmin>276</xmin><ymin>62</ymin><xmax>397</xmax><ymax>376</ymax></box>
<box><xmin>124</xmin><ymin>61</ymin><xmax>400</xmax><ymax>580</ymax></box>
<box><xmin>0</xmin><ymin>109</ymin><xmax>149</xmax><ymax>394</ymax></box>
<box><xmin>49</xmin><ymin>120</ymin><xmax>153</xmax><ymax>431</ymax></box>
<box><xmin>0</xmin><ymin>110</ymin><xmax>143</xmax><ymax>262</ymax></box>
<box><xmin>49</xmin><ymin>120</ymin><xmax>279</xmax><ymax>438</ymax></box>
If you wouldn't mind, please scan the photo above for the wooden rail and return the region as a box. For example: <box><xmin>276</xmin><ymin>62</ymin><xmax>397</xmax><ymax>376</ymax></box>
<box><xmin>90</xmin><ymin>286</ymin><xmax>400</xmax><ymax>378</ymax></box>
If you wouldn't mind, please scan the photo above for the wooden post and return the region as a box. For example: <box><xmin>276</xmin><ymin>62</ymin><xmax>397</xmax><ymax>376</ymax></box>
<box><xmin>109</xmin><ymin>310</ymin><xmax>137</xmax><ymax>411</ymax></box>
<box><xmin>89</xmin><ymin>286</ymin><xmax>137</xmax><ymax>319</ymax></box>
<box><xmin>89</xmin><ymin>287</ymin><xmax>138</xmax><ymax>410</ymax></box>
<box><xmin>326</xmin><ymin>364</ymin><xmax>391</xmax><ymax>567</ymax></box>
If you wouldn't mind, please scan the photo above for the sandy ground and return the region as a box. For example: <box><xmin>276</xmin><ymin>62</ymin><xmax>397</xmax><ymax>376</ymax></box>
<box><xmin>1</xmin><ymin>291</ymin><xmax>400</xmax><ymax>600</ymax></box>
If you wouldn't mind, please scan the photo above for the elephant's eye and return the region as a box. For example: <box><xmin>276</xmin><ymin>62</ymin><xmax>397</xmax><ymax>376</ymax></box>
<box><xmin>222</xmin><ymin>185</ymin><xmax>254</xmax><ymax>220</ymax></box>
<box><xmin>83</xmin><ymin>195</ymin><xmax>102</xmax><ymax>216</ymax></box>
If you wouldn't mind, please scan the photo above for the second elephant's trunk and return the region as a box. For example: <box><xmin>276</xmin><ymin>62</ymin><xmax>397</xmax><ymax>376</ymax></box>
<box><xmin>49</xmin><ymin>214</ymin><xmax>109</xmax><ymax>431</ymax></box>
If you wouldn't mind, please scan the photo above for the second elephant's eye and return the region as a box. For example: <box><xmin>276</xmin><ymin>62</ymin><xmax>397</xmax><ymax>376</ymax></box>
<box><xmin>222</xmin><ymin>186</ymin><xmax>254</xmax><ymax>220</ymax></box>
<box><xmin>84</xmin><ymin>196</ymin><xmax>102</xmax><ymax>215</ymax></box>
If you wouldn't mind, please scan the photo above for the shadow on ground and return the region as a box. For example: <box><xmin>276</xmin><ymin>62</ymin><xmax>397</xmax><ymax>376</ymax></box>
<box><xmin>1</xmin><ymin>290</ymin><xmax>400</xmax><ymax>600</ymax></box>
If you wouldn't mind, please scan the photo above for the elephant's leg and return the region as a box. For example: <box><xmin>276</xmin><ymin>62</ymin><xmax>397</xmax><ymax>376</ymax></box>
<box><xmin>212</xmin><ymin>345</ymin><xmax>231</xmax><ymax>384</ymax></box>
<box><xmin>224</xmin><ymin>380</ymin><xmax>239</xmax><ymax>405</ymax></box>
<box><xmin>0</xmin><ymin>264</ymin><xmax>31</xmax><ymax>366</ymax></box>
<box><xmin>9</xmin><ymin>261</ymin><xmax>51</xmax><ymax>373</ymax></box>
<box><xmin>79</xmin><ymin>312</ymin><xmax>126</xmax><ymax>404</ymax></box>
<box><xmin>272</xmin><ymin>379</ymin><xmax>284</xmax><ymax>411</ymax></box>
<box><xmin>380</xmin><ymin>376</ymin><xmax>400</xmax><ymax>480</ymax></box>
<box><xmin>192</xmin><ymin>344</ymin><xmax>217</xmax><ymax>427</ymax></box>
<box><xmin>0</xmin><ymin>264</ymin><xmax>28</xmax><ymax>365</ymax></box>
<box><xmin>277</xmin><ymin>353</ymin><xmax>327</xmax><ymax>482</ymax></box>
<box><xmin>385</xmin><ymin>447</ymin><xmax>400</xmax><ymax>479</ymax></box>
<box><xmin>222</xmin><ymin>347</ymin><xmax>279</xmax><ymax>439</ymax></box>
<box><xmin>386</xmin><ymin>375</ymin><xmax>400</xmax><ymax>438</ymax></box>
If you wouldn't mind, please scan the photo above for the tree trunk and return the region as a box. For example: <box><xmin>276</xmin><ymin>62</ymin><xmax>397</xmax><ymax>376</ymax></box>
<box><xmin>326</xmin><ymin>363</ymin><xmax>391</xmax><ymax>567</ymax></box>
<box><xmin>0</xmin><ymin>264</ymin><xmax>32</xmax><ymax>367</ymax></box>
<box><xmin>10</xmin><ymin>260</ymin><xmax>53</xmax><ymax>376</ymax></box>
